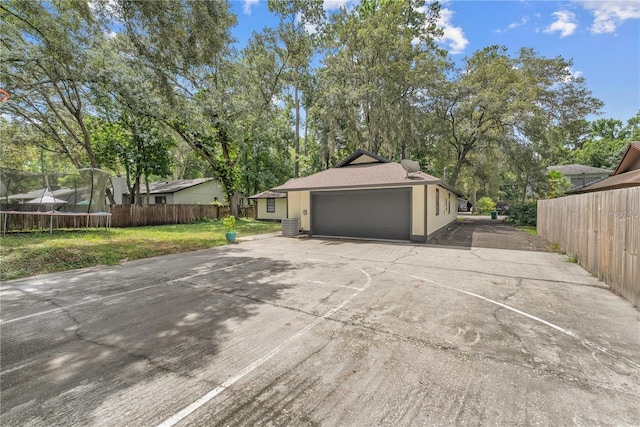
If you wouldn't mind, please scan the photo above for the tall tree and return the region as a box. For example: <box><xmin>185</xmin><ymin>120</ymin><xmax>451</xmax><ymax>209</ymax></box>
<box><xmin>425</xmin><ymin>46</ymin><xmax>603</xmax><ymax>188</ymax></box>
<box><xmin>571</xmin><ymin>117</ymin><xmax>635</xmax><ymax>168</ymax></box>
<box><xmin>89</xmin><ymin>114</ymin><xmax>175</xmax><ymax>204</ymax></box>
<box><xmin>312</xmin><ymin>0</ymin><xmax>443</xmax><ymax>161</ymax></box>
<box><xmin>0</xmin><ymin>0</ymin><xmax>110</xmax><ymax>184</ymax></box>
<box><xmin>107</xmin><ymin>0</ymin><xmax>287</xmax><ymax>217</ymax></box>
<box><xmin>268</xmin><ymin>0</ymin><xmax>325</xmax><ymax>177</ymax></box>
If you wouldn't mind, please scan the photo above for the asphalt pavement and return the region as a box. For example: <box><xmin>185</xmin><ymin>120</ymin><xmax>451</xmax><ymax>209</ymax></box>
<box><xmin>1</xmin><ymin>236</ymin><xmax>639</xmax><ymax>426</ymax></box>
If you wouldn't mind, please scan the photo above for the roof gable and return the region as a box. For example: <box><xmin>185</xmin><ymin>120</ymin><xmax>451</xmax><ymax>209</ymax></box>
<box><xmin>613</xmin><ymin>142</ymin><xmax>640</xmax><ymax>175</ymax></box>
<box><xmin>335</xmin><ymin>149</ymin><xmax>390</xmax><ymax>168</ymax></box>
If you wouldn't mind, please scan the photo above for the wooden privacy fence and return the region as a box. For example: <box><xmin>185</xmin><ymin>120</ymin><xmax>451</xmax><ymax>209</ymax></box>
<box><xmin>1</xmin><ymin>204</ymin><xmax>256</xmax><ymax>232</ymax></box>
<box><xmin>110</xmin><ymin>204</ymin><xmax>255</xmax><ymax>227</ymax></box>
<box><xmin>537</xmin><ymin>187</ymin><xmax>639</xmax><ymax>308</ymax></box>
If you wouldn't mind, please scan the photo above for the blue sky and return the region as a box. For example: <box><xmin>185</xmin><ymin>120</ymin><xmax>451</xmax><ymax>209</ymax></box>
<box><xmin>229</xmin><ymin>0</ymin><xmax>640</xmax><ymax>123</ymax></box>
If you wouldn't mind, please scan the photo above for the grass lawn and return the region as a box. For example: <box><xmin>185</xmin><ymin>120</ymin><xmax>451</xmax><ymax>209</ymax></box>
<box><xmin>0</xmin><ymin>219</ymin><xmax>281</xmax><ymax>281</ymax></box>
<box><xmin>518</xmin><ymin>225</ymin><xmax>538</xmax><ymax>236</ymax></box>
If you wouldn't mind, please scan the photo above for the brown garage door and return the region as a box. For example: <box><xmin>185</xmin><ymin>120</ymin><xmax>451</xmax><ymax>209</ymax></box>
<box><xmin>311</xmin><ymin>188</ymin><xmax>411</xmax><ymax>240</ymax></box>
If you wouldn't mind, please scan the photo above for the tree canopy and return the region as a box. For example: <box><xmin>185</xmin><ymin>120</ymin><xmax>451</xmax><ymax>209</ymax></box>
<box><xmin>2</xmin><ymin>0</ymin><xmax>635</xmax><ymax>213</ymax></box>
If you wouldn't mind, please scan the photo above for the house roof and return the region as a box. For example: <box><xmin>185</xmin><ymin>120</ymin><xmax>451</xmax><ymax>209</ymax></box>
<box><xmin>567</xmin><ymin>169</ymin><xmax>640</xmax><ymax>194</ymax></box>
<box><xmin>568</xmin><ymin>142</ymin><xmax>640</xmax><ymax>194</ymax></box>
<box><xmin>249</xmin><ymin>190</ymin><xmax>287</xmax><ymax>199</ymax></box>
<box><xmin>8</xmin><ymin>187</ymin><xmax>75</xmax><ymax>200</ymax></box>
<box><xmin>335</xmin><ymin>149</ymin><xmax>390</xmax><ymax>167</ymax></box>
<box><xmin>547</xmin><ymin>164</ymin><xmax>612</xmax><ymax>176</ymax></box>
<box><xmin>613</xmin><ymin>142</ymin><xmax>640</xmax><ymax>175</ymax></box>
<box><xmin>131</xmin><ymin>178</ymin><xmax>214</xmax><ymax>195</ymax></box>
<box><xmin>272</xmin><ymin>150</ymin><xmax>462</xmax><ymax>196</ymax></box>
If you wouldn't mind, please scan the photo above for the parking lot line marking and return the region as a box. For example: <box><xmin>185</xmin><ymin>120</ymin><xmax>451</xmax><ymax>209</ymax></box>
<box><xmin>156</xmin><ymin>269</ymin><xmax>372</xmax><ymax>427</ymax></box>
<box><xmin>308</xmin><ymin>280</ymin><xmax>363</xmax><ymax>291</ymax></box>
<box><xmin>377</xmin><ymin>267</ymin><xmax>640</xmax><ymax>372</ymax></box>
<box><xmin>0</xmin><ymin>284</ymin><xmax>161</xmax><ymax>325</ymax></box>
<box><xmin>169</xmin><ymin>261</ymin><xmax>256</xmax><ymax>283</ymax></box>
<box><xmin>1</xmin><ymin>262</ymin><xmax>257</xmax><ymax>325</ymax></box>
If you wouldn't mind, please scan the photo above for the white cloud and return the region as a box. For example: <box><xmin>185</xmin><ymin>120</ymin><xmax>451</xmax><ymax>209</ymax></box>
<box><xmin>323</xmin><ymin>0</ymin><xmax>354</xmax><ymax>11</ymax></box>
<box><xmin>580</xmin><ymin>1</ymin><xmax>640</xmax><ymax>34</ymax></box>
<box><xmin>544</xmin><ymin>11</ymin><xmax>578</xmax><ymax>37</ymax></box>
<box><xmin>509</xmin><ymin>17</ymin><xmax>529</xmax><ymax>29</ymax></box>
<box><xmin>436</xmin><ymin>8</ymin><xmax>468</xmax><ymax>54</ymax></box>
<box><xmin>565</xmin><ymin>67</ymin><xmax>583</xmax><ymax>81</ymax></box>
<box><xmin>243</xmin><ymin>0</ymin><xmax>259</xmax><ymax>15</ymax></box>
<box><xmin>495</xmin><ymin>16</ymin><xmax>529</xmax><ymax>33</ymax></box>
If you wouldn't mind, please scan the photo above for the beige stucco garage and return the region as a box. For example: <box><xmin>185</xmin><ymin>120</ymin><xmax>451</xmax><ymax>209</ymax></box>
<box><xmin>272</xmin><ymin>149</ymin><xmax>460</xmax><ymax>242</ymax></box>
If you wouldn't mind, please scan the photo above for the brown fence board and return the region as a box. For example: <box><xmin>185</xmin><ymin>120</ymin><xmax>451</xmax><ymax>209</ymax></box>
<box><xmin>537</xmin><ymin>187</ymin><xmax>639</xmax><ymax>307</ymax></box>
<box><xmin>2</xmin><ymin>205</ymin><xmax>256</xmax><ymax>232</ymax></box>
<box><xmin>110</xmin><ymin>205</ymin><xmax>255</xmax><ymax>227</ymax></box>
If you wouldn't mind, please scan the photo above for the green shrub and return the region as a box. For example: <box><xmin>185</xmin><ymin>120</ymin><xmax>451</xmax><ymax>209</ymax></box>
<box><xmin>507</xmin><ymin>201</ymin><xmax>537</xmax><ymax>226</ymax></box>
<box><xmin>477</xmin><ymin>197</ymin><xmax>496</xmax><ymax>215</ymax></box>
<box><xmin>222</xmin><ymin>215</ymin><xmax>236</xmax><ymax>232</ymax></box>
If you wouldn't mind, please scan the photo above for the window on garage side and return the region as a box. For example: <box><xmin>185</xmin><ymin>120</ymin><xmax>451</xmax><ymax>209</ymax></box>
<box><xmin>445</xmin><ymin>192</ymin><xmax>449</xmax><ymax>214</ymax></box>
<box><xmin>436</xmin><ymin>188</ymin><xmax>440</xmax><ymax>216</ymax></box>
<box><xmin>155</xmin><ymin>196</ymin><xmax>166</xmax><ymax>204</ymax></box>
<box><xmin>266</xmin><ymin>198</ymin><xmax>275</xmax><ymax>213</ymax></box>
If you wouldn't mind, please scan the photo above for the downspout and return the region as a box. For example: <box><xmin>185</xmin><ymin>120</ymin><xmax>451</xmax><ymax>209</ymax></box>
<box><xmin>424</xmin><ymin>185</ymin><xmax>428</xmax><ymax>242</ymax></box>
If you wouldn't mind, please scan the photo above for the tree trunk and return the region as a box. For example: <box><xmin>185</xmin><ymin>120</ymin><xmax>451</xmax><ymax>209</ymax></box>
<box><xmin>472</xmin><ymin>189</ymin><xmax>477</xmax><ymax>214</ymax></box>
<box><xmin>295</xmin><ymin>84</ymin><xmax>300</xmax><ymax>178</ymax></box>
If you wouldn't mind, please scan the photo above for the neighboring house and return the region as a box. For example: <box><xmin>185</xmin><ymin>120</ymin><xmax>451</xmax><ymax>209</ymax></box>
<box><xmin>568</xmin><ymin>142</ymin><xmax>640</xmax><ymax>194</ymax></box>
<box><xmin>272</xmin><ymin>149</ymin><xmax>460</xmax><ymax>242</ymax></box>
<box><xmin>547</xmin><ymin>164</ymin><xmax>612</xmax><ymax>189</ymax></box>
<box><xmin>7</xmin><ymin>187</ymin><xmax>73</xmax><ymax>204</ymax></box>
<box><xmin>112</xmin><ymin>177</ymin><xmax>243</xmax><ymax>205</ymax></box>
<box><xmin>249</xmin><ymin>190</ymin><xmax>287</xmax><ymax>221</ymax></box>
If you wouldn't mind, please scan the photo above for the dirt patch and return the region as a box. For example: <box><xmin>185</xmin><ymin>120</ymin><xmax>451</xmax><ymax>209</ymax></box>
<box><xmin>429</xmin><ymin>216</ymin><xmax>550</xmax><ymax>252</ymax></box>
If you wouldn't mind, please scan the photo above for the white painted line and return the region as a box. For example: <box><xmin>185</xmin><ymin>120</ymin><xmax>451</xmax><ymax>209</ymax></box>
<box><xmin>169</xmin><ymin>261</ymin><xmax>256</xmax><ymax>283</ymax></box>
<box><xmin>1</xmin><ymin>261</ymin><xmax>257</xmax><ymax>325</ymax></box>
<box><xmin>379</xmin><ymin>267</ymin><xmax>640</xmax><ymax>372</ymax></box>
<box><xmin>156</xmin><ymin>269</ymin><xmax>372</xmax><ymax>427</ymax></box>
<box><xmin>308</xmin><ymin>280</ymin><xmax>363</xmax><ymax>291</ymax></box>
<box><xmin>0</xmin><ymin>284</ymin><xmax>161</xmax><ymax>325</ymax></box>
<box><xmin>0</xmin><ymin>359</ymin><xmax>39</xmax><ymax>376</ymax></box>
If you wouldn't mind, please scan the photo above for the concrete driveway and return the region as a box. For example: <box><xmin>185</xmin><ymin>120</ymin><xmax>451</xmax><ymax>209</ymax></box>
<box><xmin>1</xmin><ymin>236</ymin><xmax>639</xmax><ymax>426</ymax></box>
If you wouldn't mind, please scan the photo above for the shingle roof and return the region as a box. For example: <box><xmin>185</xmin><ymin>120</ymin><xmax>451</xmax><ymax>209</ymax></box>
<box><xmin>547</xmin><ymin>164</ymin><xmax>612</xmax><ymax>176</ymax></box>
<box><xmin>272</xmin><ymin>161</ymin><xmax>461</xmax><ymax>195</ymax></box>
<box><xmin>568</xmin><ymin>169</ymin><xmax>640</xmax><ymax>194</ymax></box>
<box><xmin>249</xmin><ymin>190</ymin><xmax>287</xmax><ymax>199</ymax></box>
<box><xmin>8</xmin><ymin>187</ymin><xmax>75</xmax><ymax>200</ymax></box>
<box><xmin>131</xmin><ymin>178</ymin><xmax>214</xmax><ymax>195</ymax></box>
<box><xmin>568</xmin><ymin>142</ymin><xmax>640</xmax><ymax>194</ymax></box>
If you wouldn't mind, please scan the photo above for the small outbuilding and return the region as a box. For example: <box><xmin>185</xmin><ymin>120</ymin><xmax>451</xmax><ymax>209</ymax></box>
<box><xmin>249</xmin><ymin>190</ymin><xmax>288</xmax><ymax>221</ymax></box>
<box><xmin>272</xmin><ymin>149</ymin><xmax>460</xmax><ymax>242</ymax></box>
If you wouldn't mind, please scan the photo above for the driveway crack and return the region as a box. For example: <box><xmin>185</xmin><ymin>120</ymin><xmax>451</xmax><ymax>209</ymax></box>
<box><xmin>48</xmin><ymin>298</ymin><xmax>212</xmax><ymax>386</ymax></box>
